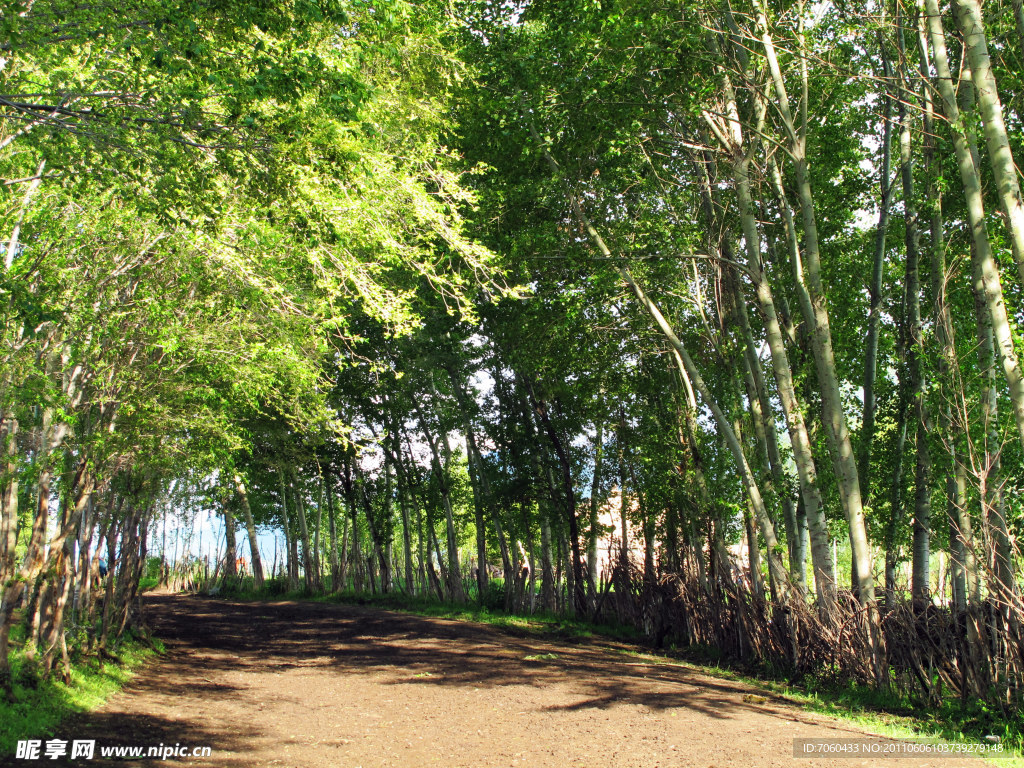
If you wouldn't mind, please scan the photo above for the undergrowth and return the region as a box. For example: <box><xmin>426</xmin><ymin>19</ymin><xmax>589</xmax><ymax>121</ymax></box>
<box><xmin>0</xmin><ymin>632</ymin><xmax>161</xmax><ymax>755</ymax></box>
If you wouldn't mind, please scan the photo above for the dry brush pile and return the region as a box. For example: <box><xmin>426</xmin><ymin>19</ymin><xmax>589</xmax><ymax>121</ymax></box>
<box><xmin>601</xmin><ymin>550</ymin><xmax>1023</xmax><ymax>715</ymax></box>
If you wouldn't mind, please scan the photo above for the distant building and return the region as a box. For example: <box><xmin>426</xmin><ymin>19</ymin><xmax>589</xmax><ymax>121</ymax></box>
<box><xmin>588</xmin><ymin>487</ymin><xmax>750</xmax><ymax>581</ymax></box>
<box><xmin>588</xmin><ymin>486</ymin><xmax>646</xmax><ymax>580</ymax></box>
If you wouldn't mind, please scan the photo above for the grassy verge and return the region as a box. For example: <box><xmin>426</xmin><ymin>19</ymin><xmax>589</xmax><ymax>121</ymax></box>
<box><xmin>0</xmin><ymin>633</ymin><xmax>162</xmax><ymax>756</ymax></box>
<box><xmin>214</xmin><ymin>582</ymin><xmax>1021</xmax><ymax>766</ymax></box>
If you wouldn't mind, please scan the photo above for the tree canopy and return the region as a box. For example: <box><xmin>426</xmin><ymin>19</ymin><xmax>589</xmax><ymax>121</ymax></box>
<box><xmin>2</xmin><ymin>0</ymin><xmax>1023</xmax><ymax>721</ymax></box>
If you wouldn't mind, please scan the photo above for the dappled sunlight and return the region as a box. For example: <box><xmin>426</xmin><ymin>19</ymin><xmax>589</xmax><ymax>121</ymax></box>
<box><xmin>28</xmin><ymin>595</ymin><xmax>977</xmax><ymax>768</ymax></box>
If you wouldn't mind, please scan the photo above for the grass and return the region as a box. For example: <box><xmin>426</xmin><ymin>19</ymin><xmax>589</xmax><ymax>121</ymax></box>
<box><xmin>212</xmin><ymin>580</ymin><xmax>1022</xmax><ymax>767</ymax></box>
<box><xmin>0</xmin><ymin>633</ymin><xmax>162</xmax><ymax>756</ymax></box>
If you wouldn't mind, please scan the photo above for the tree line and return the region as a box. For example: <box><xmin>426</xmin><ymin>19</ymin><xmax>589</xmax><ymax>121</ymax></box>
<box><xmin>1</xmin><ymin>0</ymin><xmax>1022</xmax><ymax>714</ymax></box>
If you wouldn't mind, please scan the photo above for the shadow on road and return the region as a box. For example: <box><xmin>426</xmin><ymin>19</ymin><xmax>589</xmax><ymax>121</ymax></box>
<box><xmin>0</xmin><ymin>594</ymin><xmax>849</xmax><ymax>767</ymax></box>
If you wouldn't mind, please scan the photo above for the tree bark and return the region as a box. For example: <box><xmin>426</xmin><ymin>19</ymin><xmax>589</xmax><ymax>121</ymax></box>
<box><xmin>279</xmin><ymin>470</ymin><xmax>298</xmax><ymax>590</ymax></box>
<box><xmin>527</xmin><ymin>383</ymin><xmax>586</xmax><ymax>616</ymax></box>
<box><xmin>412</xmin><ymin>395</ymin><xmax>464</xmax><ymax>603</ymax></box>
<box><xmin>327</xmin><ymin>486</ymin><xmax>341</xmax><ymax>590</ymax></box>
<box><xmin>860</xmin><ymin>51</ymin><xmax>894</xmax><ymax>503</ymax></box>
<box><xmin>292</xmin><ymin>479</ymin><xmax>317</xmax><ymax>591</ymax></box>
<box><xmin>915</xmin><ymin>5</ymin><xmax>978</xmax><ymax>609</ymax></box>
<box><xmin>757</xmin><ymin>6</ymin><xmax>874</xmax><ymax>601</ymax></box>
<box><xmin>234</xmin><ymin>474</ymin><xmax>263</xmax><ymax>588</ymax></box>
<box><xmin>924</xmin><ymin>0</ymin><xmax>1024</xmax><ymax>452</ymax></box>
<box><xmin>954</xmin><ymin>0</ymin><xmax>1024</xmax><ymax>289</ymax></box>
<box><xmin>340</xmin><ymin>456</ymin><xmax>364</xmax><ymax>593</ymax></box>
<box><xmin>223</xmin><ymin>499</ymin><xmax>238</xmax><ymax>580</ymax></box>
<box><xmin>588</xmin><ymin>413</ymin><xmax>603</xmax><ymax>606</ymax></box>
<box><xmin>0</xmin><ymin>415</ymin><xmax>20</xmax><ymax>689</ymax></box>
<box><xmin>760</xmin><ymin>159</ymin><xmax>837</xmax><ymax>603</ymax></box>
<box><xmin>539</xmin><ymin>511</ymin><xmax>556</xmax><ymax>612</ymax></box>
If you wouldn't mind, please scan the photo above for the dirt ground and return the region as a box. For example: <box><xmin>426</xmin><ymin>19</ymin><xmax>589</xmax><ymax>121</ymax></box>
<box><xmin>12</xmin><ymin>594</ymin><xmax>996</xmax><ymax>767</ymax></box>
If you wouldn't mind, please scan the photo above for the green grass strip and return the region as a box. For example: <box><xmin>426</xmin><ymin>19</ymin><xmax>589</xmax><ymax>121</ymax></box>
<box><xmin>0</xmin><ymin>636</ymin><xmax>161</xmax><ymax>756</ymax></box>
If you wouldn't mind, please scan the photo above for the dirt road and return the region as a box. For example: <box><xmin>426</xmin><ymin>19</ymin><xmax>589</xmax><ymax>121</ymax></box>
<box><xmin>21</xmin><ymin>595</ymin><xmax>993</xmax><ymax>767</ymax></box>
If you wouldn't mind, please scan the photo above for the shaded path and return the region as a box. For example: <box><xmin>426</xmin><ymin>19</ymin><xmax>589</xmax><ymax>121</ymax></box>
<box><xmin>19</xmin><ymin>595</ymin><xmax>991</xmax><ymax>767</ymax></box>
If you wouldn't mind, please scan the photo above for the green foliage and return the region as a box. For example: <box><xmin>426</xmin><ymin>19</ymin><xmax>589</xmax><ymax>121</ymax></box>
<box><xmin>0</xmin><ymin>636</ymin><xmax>158</xmax><ymax>755</ymax></box>
<box><xmin>479</xmin><ymin>577</ymin><xmax>507</xmax><ymax>611</ymax></box>
<box><xmin>4</xmin><ymin>0</ymin><xmax>1024</xmax><ymax>738</ymax></box>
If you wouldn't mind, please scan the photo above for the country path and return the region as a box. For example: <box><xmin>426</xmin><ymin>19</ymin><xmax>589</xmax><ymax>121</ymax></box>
<box><xmin>14</xmin><ymin>595</ymin><xmax>995</xmax><ymax>768</ymax></box>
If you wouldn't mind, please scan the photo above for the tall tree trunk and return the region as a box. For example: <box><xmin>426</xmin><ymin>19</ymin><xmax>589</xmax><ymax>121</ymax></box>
<box><xmin>380</xmin><ymin>460</ymin><xmax>394</xmax><ymax>593</ymax></box>
<box><xmin>527</xmin><ymin>382</ymin><xmax>586</xmax><ymax>616</ymax></box>
<box><xmin>947</xmin><ymin>469</ymin><xmax>971</xmax><ymax>611</ymax></box>
<box><xmin>75</xmin><ymin>492</ymin><xmax>97</xmax><ymax>628</ymax></box>
<box><xmin>703</xmin><ymin>40</ymin><xmax>797</xmax><ymax>590</ymax></box>
<box><xmin>915</xmin><ymin>4</ymin><xmax>977</xmax><ymax>610</ymax></box>
<box><xmin>731</xmin><ymin>269</ymin><xmax>795</xmax><ymax>595</ymax></box>
<box><xmin>0</xmin><ymin>415</ymin><xmax>21</xmax><ymax>689</ymax></box>
<box><xmin>671</xmin><ymin>358</ymin><xmax>712</xmax><ymax>592</ymax></box>
<box><xmin>892</xmin><ymin>20</ymin><xmax>932</xmax><ymax>606</ymax></box>
<box><xmin>436</xmin><ymin>425</ymin><xmax>464</xmax><ymax>603</ymax></box>
<box><xmin>341</xmin><ymin>458</ymin><xmax>364</xmax><ymax>593</ymax></box>
<box><xmin>744</xmin><ymin>499</ymin><xmax>764</xmax><ymax>601</ymax></box>
<box><xmin>279</xmin><ymin>470</ymin><xmax>298</xmax><ymax>591</ymax></box>
<box><xmin>391</xmin><ymin>446</ymin><xmax>415</xmax><ymax>595</ymax></box>
<box><xmin>972</xmin><ymin>251</ymin><xmax>1016</xmax><ymax>602</ymax></box>
<box><xmin>223</xmin><ymin>500</ymin><xmax>238</xmax><ymax>580</ymax></box>
<box><xmin>412</xmin><ymin>396</ymin><xmax>464</xmax><ymax>603</ymax></box>
<box><xmin>292</xmin><ymin>479</ymin><xmax>317</xmax><ymax>591</ymax></box>
<box><xmin>234</xmin><ymin>474</ymin><xmax>263</xmax><ymax>588</ymax></box>
<box><xmin>99</xmin><ymin>507</ymin><xmax>121</xmax><ymax>653</ymax></box>
<box><xmin>355</xmin><ymin>467</ymin><xmax>389</xmax><ymax>594</ymax></box>
<box><xmin>427</xmin><ymin>523</ymin><xmax>446</xmax><ymax>601</ymax></box>
<box><xmin>327</xmin><ymin>486</ymin><xmax>340</xmax><ymax>590</ymax></box>
<box><xmin>314</xmin><ymin>477</ymin><xmax>324</xmax><ymax>586</ymax></box>
<box><xmin>40</xmin><ymin>462</ymin><xmax>92</xmax><ymax>679</ymax></box>
<box><xmin>925</xmin><ymin>0</ymin><xmax>1024</xmax><ymax>452</ymax></box>
<box><xmin>405</xmin><ymin>439</ymin><xmax>429</xmax><ymax>596</ymax></box>
<box><xmin>470</xmin><ymin>433</ymin><xmax>514</xmax><ymax>587</ymax></box>
<box><xmin>444</xmin><ymin>367</ymin><xmax>492</xmax><ymax>600</ymax></box>
<box><xmin>706</xmin><ymin>23</ymin><xmax>811</xmax><ymax>595</ymax></box>
<box><xmin>955</xmin><ymin>37</ymin><xmax>1019</xmax><ymax>608</ymax></box>
<box><xmin>860</xmin><ymin>54</ymin><xmax>894</xmax><ymax>504</ymax></box>
<box><xmin>728</xmin><ymin>331</ymin><xmax>777</xmax><ymax>599</ymax></box>
<box><xmin>757</xmin><ymin>6</ymin><xmax>874</xmax><ymax>601</ymax></box>
<box><xmin>588</xmin><ymin>413</ymin><xmax>604</xmax><ymax>606</ymax></box>
<box><xmin>447</xmin><ymin>373</ymin><xmax>489</xmax><ymax>603</ymax></box>
<box><xmin>884</xmin><ymin>394</ymin><xmax>909</xmax><ymax>604</ymax></box>
<box><xmin>761</xmin><ymin>156</ymin><xmax>837</xmax><ymax>602</ymax></box>
<box><xmin>540</xmin><ymin>511</ymin><xmax>556</xmax><ymax>613</ymax></box>
<box><xmin>954</xmin><ymin>0</ymin><xmax>1024</xmax><ymax>289</ymax></box>
<box><xmin>617</xmin><ymin>424</ymin><xmax>629</xmax><ymax>566</ymax></box>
